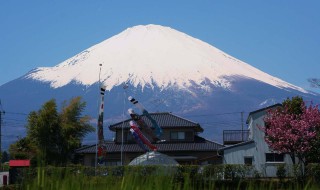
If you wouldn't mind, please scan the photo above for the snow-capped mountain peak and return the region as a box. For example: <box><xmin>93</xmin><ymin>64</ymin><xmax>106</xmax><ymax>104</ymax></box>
<box><xmin>26</xmin><ymin>24</ymin><xmax>307</xmax><ymax>93</ymax></box>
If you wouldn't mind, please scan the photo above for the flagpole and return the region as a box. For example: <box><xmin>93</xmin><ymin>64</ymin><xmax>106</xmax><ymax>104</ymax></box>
<box><xmin>95</xmin><ymin>63</ymin><xmax>102</xmax><ymax>174</ymax></box>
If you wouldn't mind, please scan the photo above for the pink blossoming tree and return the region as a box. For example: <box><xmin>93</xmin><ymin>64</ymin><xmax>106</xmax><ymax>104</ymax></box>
<box><xmin>263</xmin><ymin>97</ymin><xmax>320</xmax><ymax>165</ymax></box>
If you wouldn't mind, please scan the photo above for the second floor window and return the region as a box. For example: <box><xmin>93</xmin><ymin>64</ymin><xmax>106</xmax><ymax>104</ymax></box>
<box><xmin>170</xmin><ymin>131</ymin><xmax>185</xmax><ymax>140</ymax></box>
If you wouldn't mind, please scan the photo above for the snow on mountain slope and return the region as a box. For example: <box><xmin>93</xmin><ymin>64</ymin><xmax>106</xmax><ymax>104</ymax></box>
<box><xmin>26</xmin><ymin>24</ymin><xmax>307</xmax><ymax>93</ymax></box>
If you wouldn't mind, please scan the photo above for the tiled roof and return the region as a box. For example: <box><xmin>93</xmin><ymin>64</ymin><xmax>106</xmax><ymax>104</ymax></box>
<box><xmin>75</xmin><ymin>136</ymin><xmax>224</xmax><ymax>154</ymax></box>
<box><xmin>219</xmin><ymin>140</ymin><xmax>255</xmax><ymax>151</ymax></box>
<box><xmin>109</xmin><ymin>112</ymin><xmax>203</xmax><ymax>132</ymax></box>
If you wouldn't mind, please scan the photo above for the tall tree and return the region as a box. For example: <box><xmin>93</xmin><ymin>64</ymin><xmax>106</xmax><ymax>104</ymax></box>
<box><xmin>59</xmin><ymin>97</ymin><xmax>94</xmax><ymax>163</ymax></box>
<box><xmin>1</xmin><ymin>151</ymin><xmax>9</xmax><ymax>163</ymax></box>
<box><xmin>263</xmin><ymin>96</ymin><xmax>320</xmax><ymax>165</ymax></box>
<box><xmin>9</xmin><ymin>97</ymin><xmax>94</xmax><ymax>165</ymax></box>
<box><xmin>26</xmin><ymin>99</ymin><xmax>60</xmax><ymax>163</ymax></box>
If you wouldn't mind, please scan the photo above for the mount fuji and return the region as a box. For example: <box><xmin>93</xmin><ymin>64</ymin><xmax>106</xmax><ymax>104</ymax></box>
<box><xmin>1</xmin><ymin>24</ymin><xmax>319</xmax><ymax>148</ymax></box>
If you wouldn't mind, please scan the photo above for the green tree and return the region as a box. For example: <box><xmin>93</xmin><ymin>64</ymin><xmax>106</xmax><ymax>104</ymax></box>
<box><xmin>59</xmin><ymin>97</ymin><xmax>94</xmax><ymax>163</ymax></box>
<box><xmin>9</xmin><ymin>137</ymin><xmax>37</xmax><ymax>160</ymax></box>
<box><xmin>26</xmin><ymin>99</ymin><xmax>60</xmax><ymax>163</ymax></box>
<box><xmin>1</xmin><ymin>151</ymin><xmax>9</xmax><ymax>163</ymax></box>
<box><xmin>282</xmin><ymin>96</ymin><xmax>304</xmax><ymax>115</ymax></box>
<box><xmin>9</xmin><ymin>97</ymin><xmax>94</xmax><ymax>165</ymax></box>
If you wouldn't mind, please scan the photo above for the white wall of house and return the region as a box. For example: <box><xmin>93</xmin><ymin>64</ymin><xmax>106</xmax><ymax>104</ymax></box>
<box><xmin>0</xmin><ymin>172</ymin><xmax>9</xmax><ymax>186</ymax></box>
<box><xmin>223</xmin><ymin>142</ymin><xmax>256</xmax><ymax>165</ymax></box>
<box><xmin>222</xmin><ymin>106</ymin><xmax>294</xmax><ymax>177</ymax></box>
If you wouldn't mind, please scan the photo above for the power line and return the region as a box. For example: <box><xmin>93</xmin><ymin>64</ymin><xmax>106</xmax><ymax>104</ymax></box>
<box><xmin>5</xmin><ymin>112</ymin><xmax>28</xmax><ymax>116</ymax></box>
<box><xmin>181</xmin><ymin>111</ymin><xmax>249</xmax><ymax>118</ymax></box>
<box><xmin>2</xmin><ymin>118</ymin><xmax>26</xmax><ymax>122</ymax></box>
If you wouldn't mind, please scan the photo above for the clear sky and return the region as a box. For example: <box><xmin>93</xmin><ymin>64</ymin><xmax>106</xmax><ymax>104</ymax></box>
<box><xmin>1</xmin><ymin>1</ymin><xmax>320</xmax><ymax>92</ymax></box>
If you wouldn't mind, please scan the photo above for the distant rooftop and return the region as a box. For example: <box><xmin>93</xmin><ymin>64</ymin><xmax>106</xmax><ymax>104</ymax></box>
<box><xmin>75</xmin><ymin>136</ymin><xmax>223</xmax><ymax>154</ymax></box>
<box><xmin>109</xmin><ymin>112</ymin><xmax>203</xmax><ymax>132</ymax></box>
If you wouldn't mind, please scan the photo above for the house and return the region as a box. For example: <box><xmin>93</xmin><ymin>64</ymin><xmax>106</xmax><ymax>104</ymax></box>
<box><xmin>75</xmin><ymin>112</ymin><xmax>224</xmax><ymax>166</ymax></box>
<box><xmin>219</xmin><ymin>104</ymin><xmax>295</xmax><ymax>177</ymax></box>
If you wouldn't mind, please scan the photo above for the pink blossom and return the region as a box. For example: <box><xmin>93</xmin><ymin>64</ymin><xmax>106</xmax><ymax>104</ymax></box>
<box><xmin>263</xmin><ymin>103</ymin><xmax>320</xmax><ymax>156</ymax></box>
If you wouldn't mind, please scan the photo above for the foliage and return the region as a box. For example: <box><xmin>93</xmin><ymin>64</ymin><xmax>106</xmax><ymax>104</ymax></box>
<box><xmin>276</xmin><ymin>164</ymin><xmax>287</xmax><ymax>181</ymax></box>
<box><xmin>200</xmin><ymin>164</ymin><xmax>254</xmax><ymax>180</ymax></box>
<box><xmin>292</xmin><ymin>164</ymin><xmax>304</xmax><ymax>182</ymax></box>
<box><xmin>282</xmin><ymin>96</ymin><xmax>304</xmax><ymax>115</ymax></box>
<box><xmin>201</xmin><ymin>164</ymin><xmax>225</xmax><ymax>180</ymax></box>
<box><xmin>9</xmin><ymin>137</ymin><xmax>38</xmax><ymax>161</ymax></box>
<box><xmin>224</xmin><ymin>164</ymin><xmax>253</xmax><ymax>180</ymax></box>
<box><xmin>0</xmin><ymin>162</ymin><xmax>9</xmax><ymax>172</ymax></box>
<box><xmin>263</xmin><ymin>96</ymin><xmax>320</xmax><ymax>164</ymax></box>
<box><xmin>306</xmin><ymin>163</ymin><xmax>320</xmax><ymax>184</ymax></box>
<box><xmin>12</xmin><ymin>165</ymin><xmax>320</xmax><ymax>190</ymax></box>
<box><xmin>26</xmin><ymin>99</ymin><xmax>60</xmax><ymax>163</ymax></box>
<box><xmin>9</xmin><ymin>97</ymin><xmax>94</xmax><ymax>166</ymax></box>
<box><xmin>1</xmin><ymin>151</ymin><xmax>9</xmax><ymax>163</ymax></box>
<box><xmin>307</xmin><ymin>135</ymin><xmax>320</xmax><ymax>163</ymax></box>
<box><xmin>59</xmin><ymin>97</ymin><xmax>94</xmax><ymax>163</ymax></box>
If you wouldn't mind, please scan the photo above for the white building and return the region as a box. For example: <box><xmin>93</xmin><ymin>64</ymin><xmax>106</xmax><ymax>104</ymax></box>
<box><xmin>220</xmin><ymin>104</ymin><xmax>295</xmax><ymax>177</ymax></box>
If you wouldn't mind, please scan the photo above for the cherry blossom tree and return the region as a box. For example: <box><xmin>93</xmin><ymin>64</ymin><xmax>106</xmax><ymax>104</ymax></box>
<box><xmin>263</xmin><ymin>97</ymin><xmax>320</xmax><ymax>165</ymax></box>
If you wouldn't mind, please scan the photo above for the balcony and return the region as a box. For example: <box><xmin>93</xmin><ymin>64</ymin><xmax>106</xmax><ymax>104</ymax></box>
<box><xmin>223</xmin><ymin>130</ymin><xmax>249</xmax><ymax>145</ymax></box>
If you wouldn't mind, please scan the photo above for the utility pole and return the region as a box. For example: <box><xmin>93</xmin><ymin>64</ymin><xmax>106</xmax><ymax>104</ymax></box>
<box><xmin>241</xmin><ymin>111</ymin><xmax>244</xmax><ymax>142</ymax></box>
<box><xmin>95</xmin><ymin>63</ymin><xmax>103</xmax><ymax>175</ymax></box>
<box><xmin>0</xmin><ymin>100</ymin><xmax>5</xmax><ymax>168</ymax></box>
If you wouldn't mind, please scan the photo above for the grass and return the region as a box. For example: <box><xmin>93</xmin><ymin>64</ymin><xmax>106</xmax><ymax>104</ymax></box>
<box><xmin>3</xmin><ymin>166</ymin><xmax>320</xmax><ymax>190</ymax></box>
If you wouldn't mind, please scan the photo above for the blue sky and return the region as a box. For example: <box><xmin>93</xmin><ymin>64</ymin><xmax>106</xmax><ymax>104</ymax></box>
<box><xmin>1</xmin><ymin>1</ymin><xmax>320</xmax><ymax>92</ymax></box>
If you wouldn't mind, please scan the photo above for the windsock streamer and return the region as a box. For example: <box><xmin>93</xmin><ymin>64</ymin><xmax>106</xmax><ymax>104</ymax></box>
<box><xmin>128</xmin><ymin>96</ymin><xmax>163</xmax><ymax>138</ymax></box>
<box><xmin>97</xmin><ymin>86</ymin><xmax>107</xmax><ymax>163</ymax></box>
<box><xmin>130</xmin><ymin>121</ymin><xmax>158</xmax><ymax>151</ymax></box>
<box><xmin>128</xmin><ymin>108</ymin><xmax>160</xmax><ymax>142</ymax></box>
<box><xmin>130</xmin><ymin>128</ymin><xmax>149</xmax><ymax>152</ymax></box>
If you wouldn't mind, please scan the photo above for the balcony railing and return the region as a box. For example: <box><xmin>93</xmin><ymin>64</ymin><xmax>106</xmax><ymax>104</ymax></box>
<box><xmin>223</xmin><ymin>130</ymin><xmax>249</xmax><ymax>145</ymax></box>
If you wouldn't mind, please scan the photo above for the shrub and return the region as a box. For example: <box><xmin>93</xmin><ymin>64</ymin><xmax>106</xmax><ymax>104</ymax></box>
<box><xmin>201</xmin><ymin>164</ymin><xmax>224</xmax><ymax>180</ymax></box>
<box><xmin>306</xmin><ymin>163</ymin><xmax>320</xmax><ymax>184</ymax></box>
<box><xmin>292</xmin><ymin>164</ymin><xmax>304</xmax><ymax>181</ymax></box>
<box><xmin>276</xmin><ymin>164</ymin><xmax>286</xmax><ymax>181</ymax></box>
<box><xmin>224</xmin><ymin>164</ymin><xmax>251</xmax><ymax>180</ymax></box>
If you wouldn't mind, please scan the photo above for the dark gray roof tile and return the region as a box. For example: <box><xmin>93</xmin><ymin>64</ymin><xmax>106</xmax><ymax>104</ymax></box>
<box><xmin>75</xmin><ymin>136</ymin><xmax>224</xmax><ymax>154</ymax></box>
<box><xmin>109</xmin><ymin>112</ymin><xmax>203</xmax><ymax>132</ymax></box>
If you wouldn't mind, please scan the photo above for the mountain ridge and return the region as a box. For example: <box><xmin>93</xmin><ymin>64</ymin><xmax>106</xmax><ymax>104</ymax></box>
<box><xmin>25</xmin><ymin>24</ymin><xmax>307</xmax><ymax>93</ymax></box>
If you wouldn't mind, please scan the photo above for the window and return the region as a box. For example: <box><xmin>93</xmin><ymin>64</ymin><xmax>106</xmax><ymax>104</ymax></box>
<box><xmin>244</xmin><ymin>157</ymin><xmax>253</xmax><ymax>165</ymax></box>
<box><xmin>126</xmin><ymin>131</ymin><xmax>134</xmax><ymax>143</ymax></box>
<box><xmin>105</xmin><ymin>160</ymin><xmax>121</xmax><ymax>166</ymax></box>
<box><xmin>265</xmin><ymin>153</ymin><xmax>284</xmax><ymax>162</ymax></box>
<box><xmin>170</xmin><ymin>131</ymin><xmax>185</xmax><ymax>140</ymax></box>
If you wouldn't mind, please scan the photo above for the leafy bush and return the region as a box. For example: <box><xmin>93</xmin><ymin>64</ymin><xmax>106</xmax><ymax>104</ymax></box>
<box><xmin>201</xmin><ymin>164</ymin><xmax>224</xmax><ymax>180</ymax></box>
<box><xmin>276</xmin><ymin>164</ymin><xmax>286</xmax><ymax>181</ymax></box>
<box><xmin>292</xmin><ymin>164</ymin><xmax>304</xmax><ymax>181</ymax></box>
<box><xmin>306</xmin><ymin>163</ymin><xmax>320</xmax><ymax>184</ymax></box>
<box><xmin>252</xmin><ymin>169</ymin><xmax>262</xmax><ymax>179</ymax></box>
<box><xmin>224</xmin><ymin>164</ymin><xmax>253</xmax><ymax>180</ymax></box>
